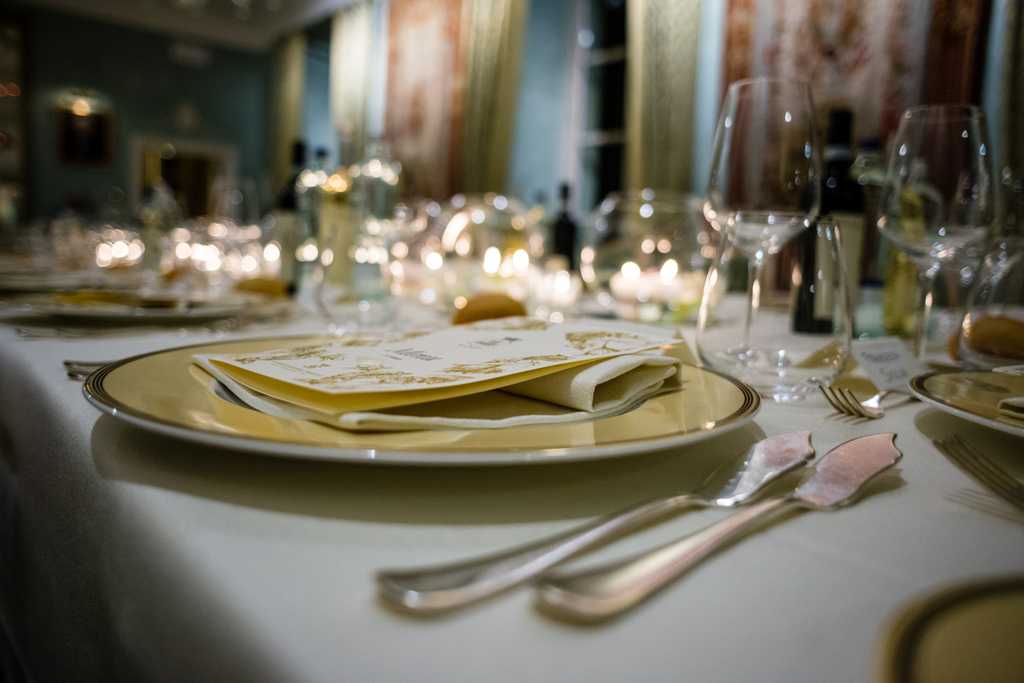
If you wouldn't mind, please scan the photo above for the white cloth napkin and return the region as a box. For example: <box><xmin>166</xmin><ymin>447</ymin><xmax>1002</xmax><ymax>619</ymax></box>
<box><xmin>195</xmin><ymin>352</ymin><xmax>681</xmax><ymax>432</ymax></box>
<box><xmin>998</xmin><ymin>396</ymin><xmax>1024</xmax><ymax>420</ymax></box>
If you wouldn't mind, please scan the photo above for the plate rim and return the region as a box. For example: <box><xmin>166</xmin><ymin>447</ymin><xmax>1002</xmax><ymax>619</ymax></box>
<box><xmin>909</xmin><ymin>369</ymin><xmax>1024</xmax><ymax>439</ymax></box>
<box><xmin>83</xmin><ymin>335</ymin><xmax>761</xmax><ymax>466</ymax></box>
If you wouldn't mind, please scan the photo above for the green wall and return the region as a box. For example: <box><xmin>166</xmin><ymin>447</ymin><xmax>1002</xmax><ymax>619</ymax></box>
<box><xmin>20</xmin><ymin>8</ymin><xmax>271</xmax><ymax>218</ymax></box>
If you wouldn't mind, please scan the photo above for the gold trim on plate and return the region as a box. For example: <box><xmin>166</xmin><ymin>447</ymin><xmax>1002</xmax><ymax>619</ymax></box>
<box><xmin>83</xmin><ymin>336</ymin><xmax>760</xmax><ymax>465</ymax></box>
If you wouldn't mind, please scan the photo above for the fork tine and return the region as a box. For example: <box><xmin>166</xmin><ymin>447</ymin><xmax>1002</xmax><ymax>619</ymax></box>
<box><xmin>950</xmin><ymin>436</ymin><xmax>1024</xmax><ymax>492</ymax></box>
<box><xmin>819</xmin><ymin>386</ymin><xmax>845</xmax><ymax>414</ymax></box>
<box><xmin>837</xmin><ymin>388</ymin><xmax>868</xmax><ymax>418</ymax></box>
<box><xmin>948</xmin><ymin>436</ymin><xmax>1023</xmax><ymax>495</ymax></box>
<box><xmin>938</xmin><ymin>438</ymin><xmax>1024</xmax><ymax>510</ymax></box>
<box><xmin>959</xmin><ymin>459</ymin><xmax>1024</xmax><ymax>507</ymax></box>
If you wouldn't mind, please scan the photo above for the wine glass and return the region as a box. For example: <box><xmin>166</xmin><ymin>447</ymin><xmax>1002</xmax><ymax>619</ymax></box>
<box><xmin>697</xmin><ymin>78</ymin><xmax>836</xmax><ymax>401</ymax></box>
<box><xmin>877</xmin><ymin>105</ymin><xmax>995</xmax><ymax>358</ymax></box>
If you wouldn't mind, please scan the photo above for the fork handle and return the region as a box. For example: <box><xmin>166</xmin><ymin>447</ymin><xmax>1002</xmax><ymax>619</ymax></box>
<box><xmin>535</xmin><ymin>497</ymin><xmax>799</xmax><ymax>621</ymax></box>
<box><xmin>376</xmin><ymin>494</ymin><xmax>703</xmax><ymax>613</ymax></box>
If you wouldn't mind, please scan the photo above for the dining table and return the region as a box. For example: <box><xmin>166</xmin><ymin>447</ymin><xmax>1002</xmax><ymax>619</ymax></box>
<box><xmin>1</xmin><ymin>304</ymin><xmax>1022</xmax><ymax>683</ymax></box>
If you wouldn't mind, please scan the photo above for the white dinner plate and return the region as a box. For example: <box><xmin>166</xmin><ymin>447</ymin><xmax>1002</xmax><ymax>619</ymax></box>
<box><xmin>909</xmin><ymin>370</ymin><xmax>1024</xmax><ymax>439</ymax></box>
<box><xmin>83</xmin><ymin>336</ymin><xmax>761</xmax><ymax>466</ymax></box>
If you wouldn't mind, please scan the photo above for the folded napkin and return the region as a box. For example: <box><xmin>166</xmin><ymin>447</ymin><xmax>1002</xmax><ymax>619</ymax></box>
<box><xmin>998</xmin><ymin>396</ymin><xmax>1024</xmax><ymax>421</ymax></box>
<box><xmin>195</xmin><ymin>351</ymin><xmax>682</xmax><ymax>432</ymax></box>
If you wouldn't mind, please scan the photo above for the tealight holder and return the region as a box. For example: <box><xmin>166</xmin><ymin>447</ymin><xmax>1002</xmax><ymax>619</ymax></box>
<box><xmin>386</xmin><ymin>193</ymin><xmax>544</xmax><ymax>310</ymax></box>
<box><xmin>580</xmin><ymin>190</ymin><xmax>714</xmax><ymax>323</ymax></box>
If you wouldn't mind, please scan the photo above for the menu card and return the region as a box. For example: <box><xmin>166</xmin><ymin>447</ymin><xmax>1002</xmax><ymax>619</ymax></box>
<box><xmin>200</xmin><ymin>317</ymin><xmax>678</xmax><ymax>414</ymax></box>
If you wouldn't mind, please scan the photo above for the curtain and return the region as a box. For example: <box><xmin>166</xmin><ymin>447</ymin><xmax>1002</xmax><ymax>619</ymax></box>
<box><xmin>624</xmin><ymin>0</ymin><xmax>703</xmax><ymax>193</ymax></box>
<box><xmin>920</xmin><ymin>0</ymin><xmax>992</xmax><ymax>106</ymax></box>
<box><xmin>386</xmin><ymin>0</ymin><xmax>463</xmax><ymax>199</ymax></box>
<box><xmin>330</xmin><ymin>1</ymin><xmax>374</xmax><ymax>165</ymax></box>
<box><xmin>458</xmin><ymin>0</ymin><xmax>528</xmax><ymax>194</ymax></box>
<box><xmin>269</xmin><ymin>33</ymin><xmax>306</xmax><ymax>192</ymax></box>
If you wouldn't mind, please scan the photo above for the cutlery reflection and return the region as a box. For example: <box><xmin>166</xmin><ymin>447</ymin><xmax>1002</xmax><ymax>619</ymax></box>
<box><xmin>536</xmin><ymin>433</ymin><xmax>901</xmax><ymax>622</ymax></box>
<box><xmin>376</xmin><ymin>432</ymin><xmax>814</xmax><ymax>614</ymax></box>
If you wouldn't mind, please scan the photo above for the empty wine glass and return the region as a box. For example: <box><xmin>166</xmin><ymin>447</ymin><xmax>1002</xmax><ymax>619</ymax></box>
<box><xmin>696</xmin><ymin>78</ymin><xmax>828</xmax><ymax>400</ymax></box>
<box><xmin>877</xmin><ymin>105</ymin><xmax>995</xmax><ymax>357</ymax></box>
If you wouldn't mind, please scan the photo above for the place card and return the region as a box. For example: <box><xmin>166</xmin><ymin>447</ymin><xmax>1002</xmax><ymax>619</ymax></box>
<box><xmin>851</xmin><ymin>337</ymin><xmax>928</xmax><ymax>391</ymax></box>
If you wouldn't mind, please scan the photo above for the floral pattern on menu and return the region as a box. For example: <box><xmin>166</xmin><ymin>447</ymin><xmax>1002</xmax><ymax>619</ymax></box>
<box><xmin>203</xmin><ymin>318</ymin><xmax>676</xmax><ymax>395</ymax></box>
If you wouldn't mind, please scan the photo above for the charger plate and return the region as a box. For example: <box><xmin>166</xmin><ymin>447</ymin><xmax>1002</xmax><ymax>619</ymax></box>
<box><xmin>83</xmin><ymin>336</ymin><xmax>760</xmax><ymax>466</ymax></box>
<box><xmin>909</xmin><ymin>370</ymin><xmax>1024</xmax><ymax>439</ymax></box>
<box><xmin>18</xmin><ymin>294</ymin><xmax>260</xmax><ymax>323</ymax></box>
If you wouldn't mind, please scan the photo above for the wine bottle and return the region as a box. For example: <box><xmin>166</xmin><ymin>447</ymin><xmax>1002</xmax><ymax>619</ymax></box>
<box><xmin>551</xmin><ymin>182</ymin><xmax>579</xmax><ymax>270</ymax></box>
<box><xmin>793</xmin><ymin>108</ymin><xmax>864</xmax><ymax>333</ymax></box>
<box><xmin>269</xmin><ymin>140</ymin><xmax>308</xmax><ymax>295</ymax></box>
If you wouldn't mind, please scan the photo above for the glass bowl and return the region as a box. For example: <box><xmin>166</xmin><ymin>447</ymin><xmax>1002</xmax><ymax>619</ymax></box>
<box><xmin>579</xmin><ymin>189</ymin><xmax>714</xmax><ymax>323</ymax></box>
<box><xmin>385</xmin><ymin>193</ymin><xmax>544</xmax><ymax>309</ymax></box>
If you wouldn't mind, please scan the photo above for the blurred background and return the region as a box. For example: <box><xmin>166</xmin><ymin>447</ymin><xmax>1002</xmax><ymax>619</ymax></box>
<box><xmin>0</xmin><ymin>0</ymin><xmax>1018</xmax><ymax>343</ymax></box>
<box><xmin>0</xmin><ymin>0</ymin><xmax>1010</xmax><ymax>227</ymax></box>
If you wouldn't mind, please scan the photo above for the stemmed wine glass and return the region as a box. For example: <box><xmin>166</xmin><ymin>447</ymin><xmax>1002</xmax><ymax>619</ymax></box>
<box><xmin>877</xmin><ymin>105</ymin><xmax>995</xmax><ymax>358</ymax></box>
<box><xmin>697</xmin><ymin>78</ymin><xmax>844</xmax><ymax>401</ymax></box>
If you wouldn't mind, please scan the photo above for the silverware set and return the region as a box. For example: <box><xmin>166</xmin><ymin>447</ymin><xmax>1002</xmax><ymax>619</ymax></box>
<box><xmin>378</xmin><ymin>432</ymin><xmax>902</xmax><ymax>621</ymax></box>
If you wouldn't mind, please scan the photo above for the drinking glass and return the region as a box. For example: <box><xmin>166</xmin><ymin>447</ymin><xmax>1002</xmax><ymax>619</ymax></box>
<box><xmin>877</xmin><ymin>105</ymin><xmax>995</xmax><ymax>357</ymax></box>
<box><xmin>958</xmin><ymin>236</ymin><xmax>1024</xmax><ymax>368</ymax></box>
<box><xmin>696</xmin><ymin>78</ymin><xmax>831</xmax><ymax>400</ymax></box>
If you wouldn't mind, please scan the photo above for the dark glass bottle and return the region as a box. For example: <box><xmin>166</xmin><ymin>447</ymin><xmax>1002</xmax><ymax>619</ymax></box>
<box><xmin>273</xmin><ymin>140</ymin><xmax>308</xmax><ymax>294</ymax></box>
<box><xmin>793</xmin><ymin>108</ymin><xmax>864</xmax><ymax>333</ymax></box>
<box><xmin>551</xmin><ymin>182</ymin><xmax>579</xmax><ymax>270</ymax></box>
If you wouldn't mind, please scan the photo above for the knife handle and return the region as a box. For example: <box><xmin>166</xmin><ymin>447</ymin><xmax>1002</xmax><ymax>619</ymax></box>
<box><xmin>376</xmin><ymin>494</ymin><xmax>702</xmax><ymax>613</ymax></box>
<box><xmin>535</xmin><ymin>497</ymin><xmax>798</xmax><ymax>622</ymax></box>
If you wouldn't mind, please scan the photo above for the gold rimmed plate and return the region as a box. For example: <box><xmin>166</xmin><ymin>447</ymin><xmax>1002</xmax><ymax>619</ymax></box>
<box><xmin>16</xmin><ymin>293</ymin><xmax>263</xmax><ymax>324</ymax></box>
<box><xmin>83</xmin><ymin>336</ymin><xmax>760</xmax><ymax>466</ymax></box>
<box><xmin>909</xmin><ymin>369</ymin><xmax>1024</xmax><ymax>439</ymax></box>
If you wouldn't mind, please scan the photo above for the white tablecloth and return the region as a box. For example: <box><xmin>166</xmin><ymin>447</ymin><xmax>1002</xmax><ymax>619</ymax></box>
<box><xmin>1</xmin><ymin>312</ymin><xmax>1022</xmax><ymax>683</ymax></box>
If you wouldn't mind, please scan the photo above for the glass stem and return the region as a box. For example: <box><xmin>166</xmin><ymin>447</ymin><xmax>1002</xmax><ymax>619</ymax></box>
<box><xmin>913</xmin><ymin>265</ymin><xmax>937</xmax><ymax>360</ymax></box>
<box><xmin>743</xmin><ymin>256</ymin><xmax>763</xmax><ymax>351</ymax></box>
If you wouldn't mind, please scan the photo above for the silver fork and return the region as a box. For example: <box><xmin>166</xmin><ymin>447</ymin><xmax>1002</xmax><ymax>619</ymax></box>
<box><xmin>819</xmin><ymin>386</ymin><xmax>904</xmax><ymax>420</ymax></box>
<box><xmin>935</xmin><ymin>435</ymin><xmax>1024</xmax><ymax>512</ymax></box>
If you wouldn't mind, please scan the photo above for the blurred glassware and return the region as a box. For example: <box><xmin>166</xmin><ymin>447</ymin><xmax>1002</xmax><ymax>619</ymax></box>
<box><xmin>50</xmin><ymin>212</ymin><xmax>92</xmax><ymax>270</ymax></box>
<box><xmin>580</xmin><ymin>189</ymin><xmax>712</xmax><ymax>323</ymax></box>
<box><xmin>698</xmin><ymin>219</ymin><xmax>851</xmax><ymax>401</ymax></box>
<box><xmin>314</xmin><ymin>165</ymin><xmax>356</xmax><ymax>305</ymax></box>
<box><xmin>531</xmin><ymin>264</ymin><xmax>582</xmax><ymax>323</ymax></box>
<box><xmin>90</xmin><ymin>223</ymin><xmax>145</xmax><ymax>271</ymax></box>
<box><xmin>381</xmin><ymin>199</ymin><xmax>447</xmax><ymax>304</ymax></box>
<box><xmin>696</xmin><ymin>77</ymin><xmax>825</xmax><ymax>400</ymax></box>
<box><xmin>999</xmin><ymin>166</ymin><xmax>1024</xmax><ymax>238</ymax></box>
<box><xmin>958</xmin><ymin>236</ymin><xmax>1024</xmax><ymax>368</ymax></box>
<box><xmin>139</xmin><ymin>179</ymin><xmax>183</xmax><ymax>272</ymax></box>
<box><xmin>159</xmin><ymin>216</ymin><xmax>268</xmax><ymax>295</ymax></box>
<box><xmin>384</xmin><ymin>193</ymin><xmax>543</xmax><ymax>313</ymax></box>
<box><xmin>349</xmin><ymin>139</ymin><xmax>401</xmax><ymax>220</ymax></box>
<box><xmin>877</xmin><ymin>105</ymin><xmax>995</xmax><ymax>358</ymax></box>
<box><xmin>314</xmin><ymin>141</ymin><xmax>403</xmax><ymax>329</ymax></box>
<box><xmin>441</xmin><ymin>193</ymin><xmax>543</xmax><ymax>310</ymax></box>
